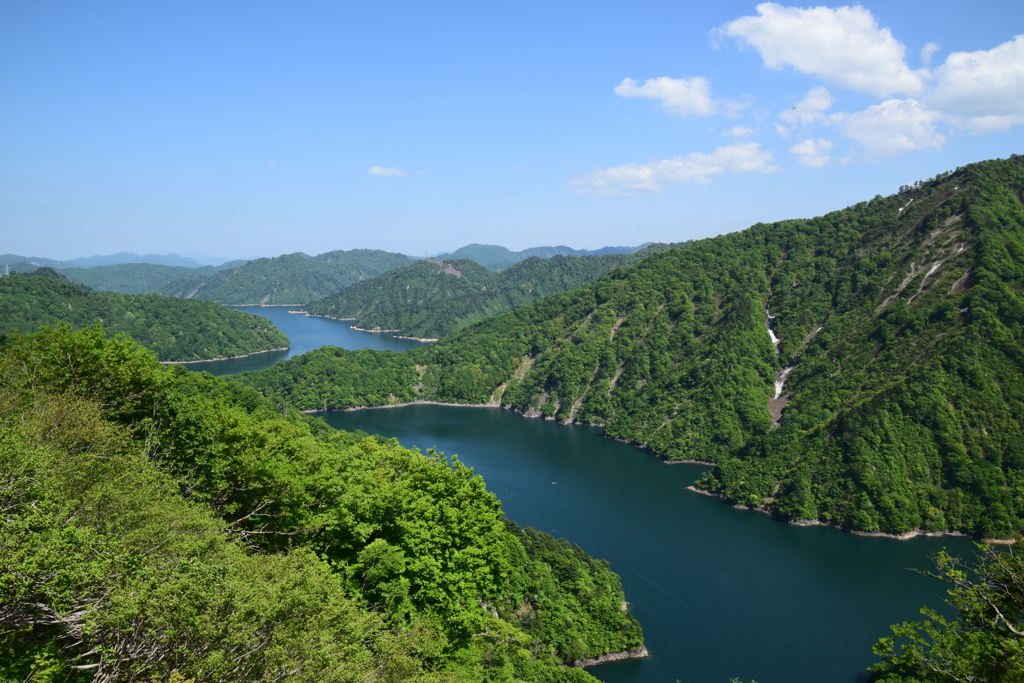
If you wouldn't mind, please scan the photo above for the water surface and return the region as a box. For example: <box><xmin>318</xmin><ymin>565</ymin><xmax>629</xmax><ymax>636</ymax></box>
<box><xmin>320</xmin><ymin>405</ymin><xmax>972</xmax><ymax>683</ymax></box>
<box><xmin>180</xmin><ymin>305</ymin><xmax>427</xmax><ymax>375</ymax></box>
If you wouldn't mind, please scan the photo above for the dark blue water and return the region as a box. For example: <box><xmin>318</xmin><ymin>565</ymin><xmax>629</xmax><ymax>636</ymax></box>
<box><xmin>179</xmin><ymin>305</ymin><xmax>428</xmax><ymax>375</ymax></box>
<box><xmin>202</xmin><ymin>309</ymin><xmax>973</xmax><ymax>683</ymax></box>
<box><xmin>320</xmin><ymin>405</ymin><xmax>973</xmax><ymax>683</ymax></box>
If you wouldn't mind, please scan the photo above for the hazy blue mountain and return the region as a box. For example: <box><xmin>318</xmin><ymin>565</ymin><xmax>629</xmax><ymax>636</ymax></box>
<box><xmin>67</xmin><ymin>252</ymin><xmax>207</xmax><ymax>268</ymax></box>
<box><xmin>0</xmin><ymin>254</ymin><xmax>79</xmax><ymax>269</ymax></box>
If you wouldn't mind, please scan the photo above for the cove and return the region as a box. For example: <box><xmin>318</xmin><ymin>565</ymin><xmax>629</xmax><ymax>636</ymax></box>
<box><xmin>319</xmin><ymin>404</ymin><xmax>974</xmax><ymax>683</ymax></box>
<box><xmin>179</xmin><ymin>305</ymin><xmax>429</xmax><ymax>376</ymax></box>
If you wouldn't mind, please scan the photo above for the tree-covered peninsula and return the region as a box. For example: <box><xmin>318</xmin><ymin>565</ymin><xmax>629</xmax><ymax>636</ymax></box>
<box><xmin>301</xmin><ymin>248</ymin><xmax>684</xmax><ymax>340</ymax></box>
<box><xmin>0</xmin><ymin>326</ymin><xmax>642</xmax><ymax>682</ymax></box>
<box><xmin>235</xmin><ymin>155</ymin><xmax>1024</xmax><ymax>539</ymax></box>
<box><xmin>0</xmin><ymin>269</ymin><xmax>289</xmax><ymax>362</ymax></box>
<box><xmin>159</xmin><ymin>249</ymin><xmax>416</xmax><ymax>305</ymax></box>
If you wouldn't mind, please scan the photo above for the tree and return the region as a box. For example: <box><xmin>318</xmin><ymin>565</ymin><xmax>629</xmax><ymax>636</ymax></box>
<box><xmin>871</xmin><ymin>541</ymin><xmax>1024</xmax><ymax>682</ymax></box>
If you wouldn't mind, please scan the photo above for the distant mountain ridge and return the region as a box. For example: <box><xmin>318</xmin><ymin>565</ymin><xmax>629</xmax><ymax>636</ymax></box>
<box><xmin>433</xmin><ymin>243</ymin><xmax>652</xmax><ymax>271</ymax></box>
<box><xmin>159</xmin><ymin>249</ymin><xmax>416</xmax><ymax>305</ymax></box>
<box><xmin>302</xmin><ymin>244</ymin><xmax>689</xmax><ymax>339</ymax></box>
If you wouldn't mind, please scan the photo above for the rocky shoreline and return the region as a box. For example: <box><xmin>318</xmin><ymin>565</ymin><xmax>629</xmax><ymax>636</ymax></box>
<box><xmin>574</xmin><ymin>645</ymin><xmax>650</xmax><ymax>669</ymax></box>
<box><xmin>161</xmin><ymin>346</ymin><xmax>289</xmax><ymax>364</ymax></box>
<box><xmin>684</xmin><ymin>485</ymin><xmax>1010</xmax><ymax>543</ymax></box>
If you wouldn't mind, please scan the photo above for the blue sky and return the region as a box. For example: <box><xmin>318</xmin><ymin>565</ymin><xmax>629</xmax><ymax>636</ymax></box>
<box><xmin>2</xmin><ymin>1</ymin><xmax>1022</xmax><ymax>260</ymax></box>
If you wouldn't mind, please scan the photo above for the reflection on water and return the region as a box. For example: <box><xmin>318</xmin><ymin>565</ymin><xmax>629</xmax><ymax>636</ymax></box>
<box><xmin>178</xmin><ymin>306</ymin><xmax>429</xmax><ymax>376</ymax></box>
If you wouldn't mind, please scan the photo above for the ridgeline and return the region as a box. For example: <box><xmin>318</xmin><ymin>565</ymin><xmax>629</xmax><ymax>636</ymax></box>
<box><xmin>159</xmin><ymin>249</ymin><xmax>415</xmax><ymax>304</ymax></box>
<box><xmin>301</xmin><ymin>247</ymin><xmax>685</xmax><ymax>340</ymax></box>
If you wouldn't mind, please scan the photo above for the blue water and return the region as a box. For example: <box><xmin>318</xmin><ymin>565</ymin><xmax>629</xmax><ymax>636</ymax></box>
<box><xmin>179</xmin><ymin>305</ymin><xmax>428</xmax><ymax>375</ymax></box>
<box><xmin>203</xmin><ymin>307</ymin><xmax>973</xmax><ymax>683</ymax></box>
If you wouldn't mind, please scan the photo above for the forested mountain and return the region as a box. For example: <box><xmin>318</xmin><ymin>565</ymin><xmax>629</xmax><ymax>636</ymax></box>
<box><xmin>0</xmin><ymin>326</ymin><xmax>642</xmax><ymax>681</ymax></box>
<box><xmin>236</xmin><ymin>155</ymin><xmax>1024</xmax><ymax>539</ymax></box>
<box><xmin>0</xmin><ymin>269</ymin><xmax>289</xmax><ymax>361</ymax></box>
<box><xmin>159</xmin><ymin>249</ymin><xmax>415</xmax><ymax>304</ymax></box>
<box><xmin>434</xmin><ymin>243</ymin><xmax>651</xmax><ymax>271</ymax></box>
<box><xmin>302</xmin><ymin>250</ymin><xmax>672</xmax><ymax>339</ymax></box>
<box><xmin>55</xmin><ymin>263</ymin><xmax>221</xmax><ymax>294</ymax></box>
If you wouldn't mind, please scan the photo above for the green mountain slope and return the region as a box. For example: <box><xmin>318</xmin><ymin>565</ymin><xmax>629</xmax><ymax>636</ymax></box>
<box><xmin>0</xmin><ymin>326</ymin><xmax>641</xmax><ymax>681</ymax></box>
<box><xmin>236</xmin><ymin>155</ymin><xmax>1024</xmax><ymax>539</ymax></box>
<box><xmin>55</xmin><ymin>263</ymin><xmax>221</xmax><ymax>293</ymax></box>
<box><xmin>159</xmin><ymin>249</ymin><xmax>415</xmax><ymax>304</ymax></box>
<box><xmin>302</xmin><ymin>252</ymin><xmax>654</xmax><ymax>339</ymax></box>
<box><xmin>435</xmin><ymin>242</ymin><xmax>652</xmax><ymax>271</ymax></box>
<box><xmin>0</xmin><ymin>269</ymin><xmax>289</xmax><ymax>361</ymax></box>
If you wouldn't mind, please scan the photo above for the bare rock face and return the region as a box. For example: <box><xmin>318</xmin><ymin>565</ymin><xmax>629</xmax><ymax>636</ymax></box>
<box><xmin>575</xmin><ymin>645</ymin><xmax>650</xmax><ymax>668</ymax></box>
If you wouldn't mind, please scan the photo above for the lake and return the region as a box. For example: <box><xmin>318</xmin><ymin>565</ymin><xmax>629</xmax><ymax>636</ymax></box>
<box><xmin>209</xmin><ymin>305</ymin><xmax>974</xmax><ymax>683</ymax></box>
<box><xmin>178</xmin><ymin>305</ymin><xmax>428</xmax><ymax>375</ymax></box>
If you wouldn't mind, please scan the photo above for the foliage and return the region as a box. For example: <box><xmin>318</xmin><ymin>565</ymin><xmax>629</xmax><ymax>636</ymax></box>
<box><xmin>158</xmin><ymin>250</ymin><xmax>415</xmax><ymax>304</ymax></box>
<box><xmin>870</xmin><ymin>542</ymin><xmax>1024</xmax><ymax>682</ymax></box>
<box><xmin>235</xmin><ymin>156</ymin><xmax>1024</xmax><ymax>538</ymax></box>
<box><xmin>0</xmin><ymin>270</ymin><xmax>289</xmax><ymax>361</ymax></box>
<box><xmin>0</xmin><ymin>327</ymin><xmax>642</xmax><ymax>681</ymax></box>
<box><xmin>433</xmin><ymin>243</ymin><xmax>656</xmax><ymax>271</ymax></box>
<box><xmin>302</xmin><ymin>251</ymin><xmax>668</xmax><ymax>339</ymax></box>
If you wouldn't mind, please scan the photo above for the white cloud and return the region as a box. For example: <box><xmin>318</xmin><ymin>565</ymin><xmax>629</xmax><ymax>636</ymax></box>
<box><xmin>927</xmin><ymin>35</ymin><xmax>1024</xmax><ymax>133</ymax></box>
<box><xmin>789</xmin><ymin>138</ymin><xmax>833</xmax><ymax>167</ymax></box>
<box><xmin>779</xmin><ymin>86</ymin><xmax>834</xmax><ymax>125</ymax></box>
<box><xmin>921</xmin><ymin>42</ymin><xmax>941</xmax><ymax>65</ymax></box>
<box><xmin>571</xmin><ymin>142</ymin><xmax>780</xmax><ymax>196</ymax></box>
<box><xmin>723</xmin><ymin>125</ymin><xmax>758</xmax><ymax>138</ymax></box>
<box><xmin>774</xmin><ymin>122</ymin><xmax>790</xmax><ymax>138</ymax></box>
<box><xmin>719</xmin><ymin>3</ymin><xmax>925</xmax><ymax>97</ymax></box>
<box><xmin>367</xmin><ymin>166</ymin><xmax>407</xmax><ymax>177</ymax></box>
<box><xmin>837</xmin><ymin>99</ymin><xmax>945</xmax><ymax>158</ymax></box>
<box><xmin>613</xmin><ymin>76</ymin><xmax>717</xmax><ymax>117</ymax></box>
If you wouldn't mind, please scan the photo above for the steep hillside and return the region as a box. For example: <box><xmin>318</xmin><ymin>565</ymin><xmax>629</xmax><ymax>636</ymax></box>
<box><xmin>236</xmin><ymin>156</ymin><xmax>1024</xmax><ymax>539</ymax></box>
<box><xmin>159</xmin><ymin>249</ymin><xmax>415</xmax><ymax>304</ymax></box>
<box><xmin>302</xmin><ymin>251</ymin><xmax>651</xmax><ymax>339</ymax></box>
<box><xmin>0</xmin><ymin>326</ymin><xmax>641</xmax><ymax>682</ymax></box>
<box><xmin>0</xmin><ymin>269</ymin><xmax>289</xmax><ymax>361</ymax></box>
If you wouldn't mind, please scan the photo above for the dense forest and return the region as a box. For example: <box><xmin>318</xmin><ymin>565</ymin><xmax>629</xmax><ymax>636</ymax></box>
<box><xmin>0</xmin><ymin>269</ymin><xmax>289</xmax><ymax>362</ymax></box>
<box><xmin>235</xmin><ymin>156</ymin><xmax>1024</xmax><ymax>540</ymax></box>
<box><xmin>301</xmin><ymin>248</ymin><xmax>685</xmax><ymax>340</ymax></box>
<box><xmin>159</xmin><ymin>250</ymin><xmax>415</xmax><ymax>304</ymax></box>
<box><xmin>0</xmin><ymin>326</ymin><xmax>642</xmax><ymax>682</ymax></box>
<box><xmin>432</xmin><ymin>243</ymin><xmax>649</xmax><ymax>271</ymax></box>
<box><xmin>56</xmin><ymin>263</ymin><xmax>223</xmax><ymax>294</ymax></box>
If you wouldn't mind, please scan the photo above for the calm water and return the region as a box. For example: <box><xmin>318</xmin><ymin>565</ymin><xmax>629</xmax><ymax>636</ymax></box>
<box><xmin>320</xmin><ymin>405</ymin><xmax>973</xmax><ymax>683</ymax></box>
<box><xmin>179</xmin><ymin>306</ymin><xmax>428</xmax><ymax>375</ymax></box>
<box><xmin>204</xmin><ymin>309</ymin><xmax>973</xmax><ymax>683</ymax></box>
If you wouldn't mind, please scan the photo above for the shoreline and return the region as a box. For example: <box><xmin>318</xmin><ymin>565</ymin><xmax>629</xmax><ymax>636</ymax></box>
<box><xmin>685</xmin><ymin>485</ymin><xmax>1010</xmax><ymax>543</ymax></box>
<box><xmin>321</xmin><ymin>399</ymin><xmax>1013</xmax><ymax>544</ymax></box>
<box><xmin>289</xmin><ymin>312</ymin><xmax>437</xmax><ymax>342</ymax></box>
<box><xmin>224</xmin><ymin>303</ymin><xmax>305</xmax><ymax>307</ymax></box>
<box><xmin>161</xmin><ymin>346</ymin><xmax>289</xmax><ymax>364</ymax></box>
<box><xmin>575</xmin><ymin>645</ymin><xmax>650</xmax><ymax>669</ymax></box>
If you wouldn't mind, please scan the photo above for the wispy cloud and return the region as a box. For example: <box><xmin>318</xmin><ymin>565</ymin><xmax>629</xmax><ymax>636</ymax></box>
<box><xmin>571</xmin><ymin>142</ymin><xmax>780</xmax><ymax>196</ymax></box>
<box><xmin>367</xmin><ymin>166</ymin><xmax>407</xmax><ymax>177</ymax></box>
